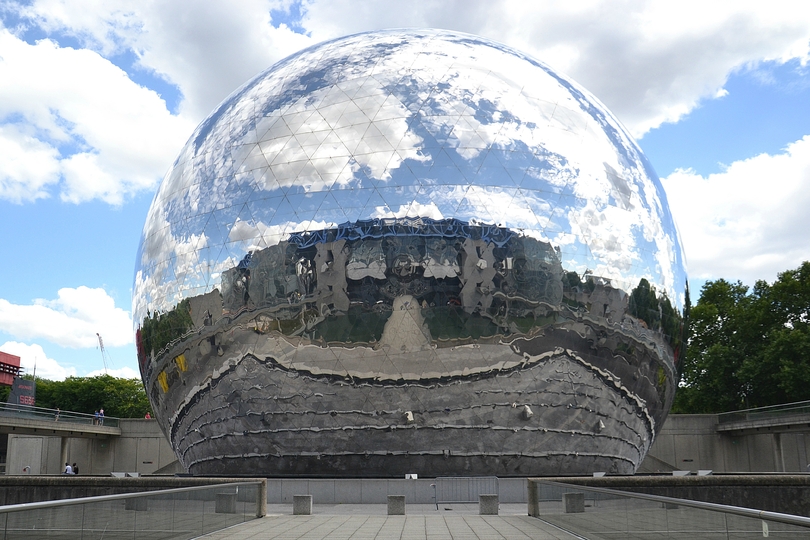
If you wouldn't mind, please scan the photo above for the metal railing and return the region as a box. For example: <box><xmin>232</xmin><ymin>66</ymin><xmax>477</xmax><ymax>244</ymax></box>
<box><xmin>529</xmin><ymin>479</ymin><xmax>810</xmax><ymax>538</ymax></box>
<box><xmin>0</xmin><ymin>402</ymin><xmax>119</xmax><ymax>428</ymax></box>
<box><xmin>0</xmin><ymin>481</ymin><xmax>264</xmax><ymax>539</ymax></box>
<box><xmin>717</xmin><ymin>399</ymin><xmax>810</xmax><ymax>425</ymax></box>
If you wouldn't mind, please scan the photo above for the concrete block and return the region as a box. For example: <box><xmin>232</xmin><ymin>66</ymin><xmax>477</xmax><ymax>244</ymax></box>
<box><xmin>388</xmin><ymin>495</ymin><xmax>405</xmax><ymax>515</ymax></box>
<box><xmin>293</xmin><ymin>494</ymin><xmax>312</xmax><ymax>515</ymax></box>
<box><xmin>562</xmin><ymin>492</ymin><xmax>585</xmax><ymax>513</ymax></box>
<box><xmin>215</xmin><ymin>492</ymin><xmax>237</xmax><ymax>514</ymax></box>
<box><xmin>479</xmin><ymin>494</ymin><xmax>498</xmax><ymax>515</ymax></box>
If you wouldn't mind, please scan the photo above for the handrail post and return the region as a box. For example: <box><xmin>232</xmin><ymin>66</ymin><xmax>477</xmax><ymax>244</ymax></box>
<box><xmin>527</xmin><ymin>479</ymin><xmax>539</xmax><ymax>517</ymax></box>
<box><xmin>256</xmin><ymin>479</ymin><xmax>267</xmax><ymax>517</ymax></box>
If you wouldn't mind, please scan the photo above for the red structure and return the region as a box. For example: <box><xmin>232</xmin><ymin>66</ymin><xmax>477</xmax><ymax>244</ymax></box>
<box><xmin>0</xmin><ymin>351</ymin><xmax>21</xmax><ymax>386</ymax></box>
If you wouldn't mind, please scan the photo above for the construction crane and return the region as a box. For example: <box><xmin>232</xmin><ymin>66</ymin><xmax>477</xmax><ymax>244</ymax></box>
<box><xmin>96</xmin><ymin>333</ymin><xmax>110</xmax><ymax>375</ymax></box>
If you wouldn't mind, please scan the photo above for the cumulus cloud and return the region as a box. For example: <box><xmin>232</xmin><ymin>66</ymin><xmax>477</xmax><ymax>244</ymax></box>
<box><xmin>15</xmin><ymin>0</ymin><xmax>313</xmax><ymax>120</ymax></box>
<box><xmin>661</xmin><ymin>134</ymin><xmax>810</xmax><ymax>286</ymax></box>
<box><xmin>3</xmin><ymin>0</ymin><xmax>807</xmax><ymax>219</ymax></box>
<box><xmin>0</xmin><ymin>29</ymin><xmax>194</xmax><ymax>204</ymax></box>
<box><xmin>0</xmin><ymin>287</ymin><xmax>132</xmax><ymax>349</ymax></box>
<box><xmin>298</xmin><ymin>1</ymin><xmax>810</xmax><ymax>136</ymax></box>
<box><xmin>0</xmin><ymin>341</ymin><xmax>76</xmax><ymax>381</ymax></box>
<box><xmin>0</xmin><ymin>124</ymin><xmax>61</xmax><ymax>202</ymax></box>
<box><xmin>85</xmin><ymin>366</ymin><xmax>141</xmax><ymax>379</ymax></box>
<box><xmin>371</xmin><ymin>201</ymin><xmax>444</xmax><ymax>220</ymax></box>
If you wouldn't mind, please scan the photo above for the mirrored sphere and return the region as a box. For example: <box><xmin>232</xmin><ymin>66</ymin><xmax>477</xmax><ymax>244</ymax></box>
<box><xmin>134</xmin><ymin>29</ymin><xmax>687</xmax><ymax>477</ymax></box>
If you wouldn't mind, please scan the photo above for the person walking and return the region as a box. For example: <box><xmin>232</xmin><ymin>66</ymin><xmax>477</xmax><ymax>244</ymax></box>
<box><xmin>99</xmin><ymin>409</ymin><xmax>104</xmax><ymax>426</ymax></box>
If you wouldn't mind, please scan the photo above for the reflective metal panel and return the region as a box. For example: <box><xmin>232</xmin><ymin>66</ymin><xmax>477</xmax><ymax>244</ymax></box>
<box><xmin>133</xmin><ymin>29</ymin><xmax>687</xmax><ymax>477</ymax></box>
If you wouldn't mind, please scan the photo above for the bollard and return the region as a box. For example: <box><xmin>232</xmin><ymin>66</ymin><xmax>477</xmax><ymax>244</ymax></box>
<box><xmin>293</xmin><ymin>495</ymin><xmax>313</xmax><ymax>515</ymax></box>
<box><xmin>479</xmin><ymin>494</ymin><xmax>499</xmax><ymax>515</ymax></box>
<box><xmin>563</xmin><ymin>492</ymin><xmax>585</xmax><ymax>513</ymax></box>
<box><xmin>388</xmin><ymin>495</ymin><xmax>406</xmax><ymax>515</ymax></box>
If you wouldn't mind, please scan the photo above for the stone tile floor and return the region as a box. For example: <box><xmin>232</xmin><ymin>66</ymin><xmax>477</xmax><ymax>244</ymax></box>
<box><xmin>199</xmin><ymin>504</ymin><xmax>580</xmax><ymax>539</ymax></box>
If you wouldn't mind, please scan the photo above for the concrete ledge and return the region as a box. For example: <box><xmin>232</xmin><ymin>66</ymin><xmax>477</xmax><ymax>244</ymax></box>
<box><xmin>388</xmin><ymin>495</ymin><xmax>405</xmax><ymax>515</ymax></box>
<box><xmin>479</xmin><ymin>494</ymin><xmax>498</xmax><ymax>515</ymax></box>
<box><xmin>293</xmin><ymin>495</ymin><xmax>312</xmax><ymax>515</ymax></box>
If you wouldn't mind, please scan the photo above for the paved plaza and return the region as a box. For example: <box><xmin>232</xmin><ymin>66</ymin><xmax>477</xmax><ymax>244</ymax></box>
<box><xmin>200</xmin><ymin>504</ymin><xmax>579</xmax><ymax>539</ymax></box>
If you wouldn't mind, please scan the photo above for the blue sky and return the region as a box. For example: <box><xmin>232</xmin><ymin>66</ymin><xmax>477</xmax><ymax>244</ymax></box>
<box><xmin>1</xmin><ymin>1</ymin><xmax>809</xmax><ymax>379</ymax></box>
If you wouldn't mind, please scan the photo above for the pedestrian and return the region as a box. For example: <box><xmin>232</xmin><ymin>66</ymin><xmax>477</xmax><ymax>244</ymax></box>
<box><xmin>54</xmin><ymin>408</ymin><xmax>60</xmax><ymax>422</ymax></box>
<box><xmin>72</xmin><ymin>463</ymin><xmax>79</xmax><ymax>475</ymax></box>
<box><xmin>99</xmin><ymin>409</ymin><xmax>104</xmax><ymax>426</ymax></box>
<box><xmin>144</xmin><ymin>412</ymin><xmax>151</xmax><ymax>419</ymax></box>
<box><xmin>63</xmin><ymin>462</ymin><xmax>73</xmax><ymax>474</ymax></box>
<box><xmin>93</xmin><ymin>410</ymin><xmax>99</xmax><ymax>425</ymax></box>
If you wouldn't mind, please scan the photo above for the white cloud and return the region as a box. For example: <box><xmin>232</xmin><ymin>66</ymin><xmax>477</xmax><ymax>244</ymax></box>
<box><xmin>0</xmin><ymin>124</ymin><xmax>61</xmax><ymax>202</ymax></box>
<box><xmin>0</xmin><ymin>341</ymin><xmax>76</xmax><ymax>381</ymax></box>
<box><xmin>298</xmin><ymin>1</ymin><xmax>810</xmax><ymax>136</ymax></box>
<box><xmin>661</xmin><ymin>134</ymin><xmax>810</xmax><ymax>286</ymax></box>
<box><xmin>0</xmin><ymin>29</ymin><xmax>194</xmax><ymax>204</ymax></box>
<box><xmin>371</xmin><ymin>201</ymin><xmax>444</xmax><ymax>220</ymax></box>
<box><xmin>85</xmin><ymin>366</ymin><xmax>140</xmax><ymax>379</ymax></box>
<box><xmin>16</xmin><ymin>0</ymin><xmax>314</xmax><ymax>120</ymax></box>
<box><xmin>8</xmin><ymin>1</ymin><xmax>810</xmax><ymax>145</ymax></box>
<box><xmin>0</xmin><ymin>287</ymin><xmax>132</xmax><ymax>348</ymax></box>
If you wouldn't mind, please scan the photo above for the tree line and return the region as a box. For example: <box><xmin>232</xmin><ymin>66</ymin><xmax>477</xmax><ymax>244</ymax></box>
<box><xmin>1</xmin><ymin>374</ymin><xmax>151</xmax><ymax>418</ymax></box>
<box><xmin>674</xmin><ymin>261</ymin><xmax>810</xmax><ymax>413</ymax></box>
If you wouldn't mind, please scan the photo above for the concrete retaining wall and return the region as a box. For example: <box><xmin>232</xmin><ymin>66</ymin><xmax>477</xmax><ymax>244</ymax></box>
<box><xmin>265</xmin><ymin>477</ymin><xmax>527</xmax><ymax>504</ymax></box>
<box><xmin>641</xmin><ymin>415</ymin><xmax>810</xmax><ymax>473</ymax></box>
<box><xmin>6</xmin><ymin>414</ymin><xmax>810</xmax><ymax>479</ymax></box>
<box><xmin>5</xmin><ymin>419</ymin><xmax>178</xmax><ymax>476</ymax></box>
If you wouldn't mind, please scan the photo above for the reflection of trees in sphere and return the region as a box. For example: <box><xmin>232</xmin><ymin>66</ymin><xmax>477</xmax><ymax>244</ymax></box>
<box><xmin>133</xmin><ymin>29</ymin><xmax>687</xmax><ymax>477</ymax></box>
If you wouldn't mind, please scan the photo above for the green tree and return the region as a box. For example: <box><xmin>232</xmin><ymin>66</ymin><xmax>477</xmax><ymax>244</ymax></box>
<box><xmin>673</xmin><ymin>279</ymin><xmax>751</xmax><ymax>413</ymax></box>
<box><xmin>674</xmin><ymin>262</ymin><xmax>810</xmax><ymax>413</ymax></box>
<box><xmin>30</xmin><ymin>375</ymin><xmax>150</xmax><ymax>418</ymax></box>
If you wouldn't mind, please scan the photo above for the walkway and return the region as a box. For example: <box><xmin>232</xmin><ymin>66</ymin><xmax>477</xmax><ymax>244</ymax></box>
<box><xmin>717</xmin><ymin>400</ymin><xmax>810</xmax><ymax>435</ymax></box>
<box><xmin>0</xmin><ymin>403</ymin><xmax>120</xmax><ymax>437</ymax></box>
<box><xmin>201</xmin><ymin>505</ymin><xmax>578</xmax><ymax>540</ymax></box>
